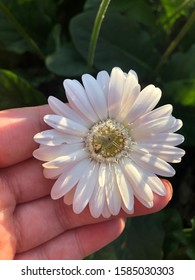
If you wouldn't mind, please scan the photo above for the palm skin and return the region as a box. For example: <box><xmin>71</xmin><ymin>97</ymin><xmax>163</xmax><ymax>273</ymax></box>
<box><xmin>0</xmin><ymin>106</ymin><xmax>172</xmax><ymax>259</ymax></box>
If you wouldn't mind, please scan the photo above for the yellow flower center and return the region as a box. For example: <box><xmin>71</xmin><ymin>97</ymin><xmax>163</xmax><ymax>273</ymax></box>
<box><xmin>86</xmin><ymin>119</ymin><xmax>132</xmax><ymax>163</ymax></box>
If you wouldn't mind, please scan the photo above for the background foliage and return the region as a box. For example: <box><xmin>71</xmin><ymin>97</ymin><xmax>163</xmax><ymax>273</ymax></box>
<box><xmin>0</xmin><ymin>0</ymin><xmax>194</xmax><ymax>259</ymax></box>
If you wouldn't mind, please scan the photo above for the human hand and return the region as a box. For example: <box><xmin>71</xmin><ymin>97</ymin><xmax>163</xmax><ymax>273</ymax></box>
<box><xmin>0</xmin><ymin>106</ymin><xmax>172</xmax><ymax>260</ymax></box>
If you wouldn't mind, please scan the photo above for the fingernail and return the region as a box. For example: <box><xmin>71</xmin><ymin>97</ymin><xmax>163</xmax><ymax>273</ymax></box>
<box><xmin>164</xmin><ymin>179</ymin><xmax>173</xmax><ymax>201</ymax></box>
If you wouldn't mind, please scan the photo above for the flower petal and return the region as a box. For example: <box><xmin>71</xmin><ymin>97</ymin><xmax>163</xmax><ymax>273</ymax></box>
<box><xmin>98</xmin><ymin>162</ymin><xmax>107</xmax><ymax>187</ymax></box>
<box><xmin>132</xmin><ymin>116</ymin><xmax>176</xmax><ymax>140</ymax></box>
<box><xmin>43</xmin><ymin>165</ymin><xmax>68</xmax><ymax>179</ymax></box>
<box><xmin>114</xmin><ymin>164</ymin><xmax>134</xmax><ymax>211</ymax></box>
<box><xmin>73</xmin><ymin>161</ymin><xmax>98</xmax><ymax>214</ymax></box>
<box><xmin>96</xmin><ymin>70</ymin><xmax>110</xmax><ymax>100</ymax></box>
<box><xmin>135</xmin><ymin>144</ymin><xmax>185</xmax><ymax>163</ymax></box>
<box><xmin>48</xmin><ymin>96</ymin><xmax>90</xmax><ymax>127</ymax></box>
<box><xmin>130</xmin><ymin>150</ymin><xmax>175</xmax><ymax>177</ymax></box>
<box><xmin>63</xmin><ymin>187</ymin><xmax>75</xmax><ymax>205</ymax></box>
<box><xmin>34</xmin><ymin>129</ymin><xmax>84</xmax><ymax>146</ymax></box>
<box><xmin>44</xmin><ymin>114</ymin><xmax>88</xmax><ymax>136</ymax></box>
<box><xmin>43</xmin><ymin>148</ymin><xmax>88</xmax><ymax>168</ymax></box>
<box><xmin>102</xmin><ymin>200</ymin><xmax>111</xmax><ymax>218</ymax></box>
<box><xmin>82</xmin><ymin>74</ymin><xmax>108</xmax><ymax>120</ymax></box>
<box><xmin>64</xmin><ymin>79</ymin><xmax>98</xmax><ymax>123</ymax></box>
<box><xmin>132</xmin><ymin>104</ymin><xmax>173</xmax><ymax>127</ymax></box>
<box><xmin>137</xmin><ymin>132</ymin><xmax>185</xmax><ymax>146</ymax></box>
<box><xmin>164</xmin><ymin>119</ymin><xmax>183</xmax><ymax>133</ymax></box>
<box><xmin>126</xmin><ymin>85</ymin><xmax>162</xmax><ymax>122</ymax></box>
<box><xmin>33</xmin><ymin>143</ymin><xmax>84</xmax><ymax>161</ymax></box>
<box><xmin>51</xmin><ymin>158</ymin><xmax>90</xmax><ymax>199</ymax></box>
<box><xmin>122</xmin><ymin>158</ymin><xmax>154</xmax><ymax>202</ymax></box>
<box><xmin>108</xmin><ymin>67</ymin><xmax>125</xmax><ymax>118</ymax></box>
<box><xmin>89</xmin><ymin>181</ymin><xmax>105</xmax><ymax>218</ymax></box>
<box><xmin>105</xmin><ymin>165</ymin><xmax>121</xmax><ymax>216</ymax></box>
<box><xmin>117</xmin><ymin>70</ymin><xmax>140</xmax><ymax>121</ymax></box>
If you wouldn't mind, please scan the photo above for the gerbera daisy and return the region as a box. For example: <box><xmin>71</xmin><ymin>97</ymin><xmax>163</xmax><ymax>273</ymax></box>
<box><xmin>33</xmin><ymin>67</ymin><xmax>185</xmax><ymax>218</ymax></box>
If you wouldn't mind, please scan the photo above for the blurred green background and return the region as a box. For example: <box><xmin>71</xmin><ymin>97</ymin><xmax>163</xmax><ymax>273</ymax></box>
<box><xmin>0</xmin><ymin>0</ymin><xmax>195</xmax><ymax>259</ymax></box>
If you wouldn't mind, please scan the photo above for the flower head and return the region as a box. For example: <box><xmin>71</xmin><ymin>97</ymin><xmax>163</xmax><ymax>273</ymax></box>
<box><xmin>33</xmin><ymin>67</ymin><xmax>185</xmax><ymax>218</ymax></box>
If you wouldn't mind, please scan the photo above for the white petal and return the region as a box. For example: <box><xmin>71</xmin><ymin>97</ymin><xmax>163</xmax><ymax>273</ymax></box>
<box><xmin>64</xmin><ymin>79</ymin><xmax>98</xmax><ymax>123</ymax></box>
<box><xmin>34</xmin><ymin>129</ymin><xmax>84</xmax><ymax>146</ymax></box>
<box><xmin>126</xmin><ymin>85</ymin><xmax>162</xmax><ymax>122</ymax></box>
<box><xmin>44</xmin><ymin>114</ymin><xmax>88</xmax><ymax>136</ymax></box>
<box><xmin>63</xmin><ymin>187</ymin><xmax>75</xmax><ymax>205</ymax></box>
<box><xmin>33</xmin><ymin>143</ymin><xmax>84</xmax><ymax>161</ymax></box>
<box><xmin>108</xmin><ymin>67</ymin><xmax>125</xmax><ymax>118</ymax></box>
<box><xmin>122</xmin><ymin>158</ymin><xmax>154</xmax><ymax>202</ymax></box>
<box><xmin>124</xmin><ymin>161</ymin><xmax>166</xmax><ymax>196</ymax></box>
<box><xmin>43</xmin><ymin>148</ymin><xmax>88</xmax><ymax>168</ymax></box>
<box><xmin>128</xmin><ymin>69</ymin><xmax>138</xmax><ymax>81</ymax></box>
<box><xmin>137</xmin><ymin>132</ymin><xmax>185</xmax><ymax>146</ymax></box>
<box><xmin>135</xmin><ymin>144</ymin><xmax>185</xmax><ymax>163</ymax></box>
<box><xmin>48</xmin><ymin>96</ymin><xmax>90</xmax><ymax>127</ymax></box>
<box><xmin>164</xmin><ymin>119</ymin><xmax>183</xmax><ymax>133</ymax></box>
<box><xmin>96</xmin><ymin>70</ymin><xmax>110</xmax><ymax>101</ymax></box>
<box><xmin>114</xmin><ymin>164</ymin><xmax>134</xmax><ymax>211</ymax></box>
<box><xmin>73</xmin><ymin>161</ymin><xmax>98</xmax><ymax>214</ymax></box>
<box><xmin>51</xmin><ymin>158</ymin><xmax>90</xmax><ymax>199</ymax></box>
<box><xmin>34</xmin><ymin>129</ymin><xmax>67</xmax><ymax>146</ymax></box>
<box><xmin>43</xmin><ymin>165</ymin><xmax>68</xmax><ymax>179</ymax></box>
<box><xmin>117</xmin><ymin>71</ymin><xmax>140</xmax><ymax>121</ymax></box>
<box><xmin>82</xmin><ymin>74</ymin><xmax>108</xmax><ymax>120</ymax></box>
<box><xmin>102</xmin><ymin>200</ymin><xmax>111</xmax><ymax>218</ymax></box>
<box><xmin>132</xmin><ymin>104</ymin><xmax>173</xmax><ymax>127</ymax></box>
<box><xmin>98</xmin><ymin>163</ymin><xmax>107</xmax><ymax>187</ymax></box>
<box><xmin>132</xmin><ymin>116</ymin><xmax>176</xmax><ymax>140</ymax></box>
<box><xmin>89</xmin><ymin>181</ymin><xmax>105</xmax><ymax>218</ymax></box>
<box><xmin>105</xmin><ymin>165</ymin><xmax>121</xmax><ymax>216</ymax></box>
<box><xmin>130</xmin><ymin>150</ymin><xmax>175</xmax><ymax>177</ymax></box>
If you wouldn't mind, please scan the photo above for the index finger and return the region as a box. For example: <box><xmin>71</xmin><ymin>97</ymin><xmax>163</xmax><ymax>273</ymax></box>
<box><xmin>0</xmin><ymin>105</ymin><xmax>51</xmax><ymax>168</ymax></box>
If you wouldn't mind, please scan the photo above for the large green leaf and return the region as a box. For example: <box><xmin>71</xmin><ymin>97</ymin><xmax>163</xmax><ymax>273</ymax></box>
<box><xmin>85</xmin><ymin>0</ymin><xmax>155</xmax><ymax>27</ymax></box>
<box><xmin>163</xmin><ymin>208</ymin><xmax>187</xmax><ymax>259</ymax></box>
<box><xmin>186</xmin><ymin>217</ymin><xmax>195</xmax><ymax>259</ymax></box>
<box><xmin>0</xmin><ymin>69</ymin><xmax>46</xmax><ymax>110</ymax></box>
<box><xmin>70</xmin><ymin>11</ymin><xmax>159</xmax><ymax>79</ymax></box>
<box><xmin>163</xmin><ymin>79</ymin><xmax>195</xmax><ymax>106</ymax></box>
<box><xmin>161</xmin><ymin>0</ymin><xmax>190</xmax><ymax>32</ymax></box>
<box><xmin>0</xmin><ymin>0</ymin><xmax>57</xmax><ymax>54</ymax></box>
<box><xmin>117</xmin><ymin>213</ymin><xmax>165</xmax><ymax>260</ymax></box>
<box><xmin>162</xmin><ymin>45</ymin><xmax>195</xmax><ymax>81</ymax></box>
<box><xmin>45</xmin><ymin>43</ymin><xmax>90</xmax><ymax>77</ymax></box>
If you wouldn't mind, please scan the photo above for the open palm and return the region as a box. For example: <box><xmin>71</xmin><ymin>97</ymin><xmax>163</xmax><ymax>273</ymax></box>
<box><xmin>0</xmin><ymin>105</ymin><xmax>172</xmax><ymax>260</ymax></box>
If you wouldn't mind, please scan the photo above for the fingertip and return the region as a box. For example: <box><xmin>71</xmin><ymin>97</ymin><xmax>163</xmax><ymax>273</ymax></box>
<box><xmin>161</xmin><ymin>179</ymin><xmax>173</xmax><ymax>202</ymax></box>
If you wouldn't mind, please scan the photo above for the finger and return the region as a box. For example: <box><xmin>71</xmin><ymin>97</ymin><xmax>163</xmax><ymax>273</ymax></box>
<box><xmin>15</xmin><ymin>218</ymin><xmax>125</xmax><ymax>260</ymax></box>
<box><xmin>14</xmin><ymin>180</ymin><xmax>172</xmax><ymax>253</ymax></box>
<box><xmin>129</xmin><ymin>179</ymin><xmax>173</xmax><ymax>217</ymax></box>
<box><xmin>0</xmin><ymin>105</ymin><xmax>51</xmax><ymax>167</ymax></box>
<box><xmin>1</xmin><ymin>158</ymin><xmax>52</xmax><ymax>204</ymax></box>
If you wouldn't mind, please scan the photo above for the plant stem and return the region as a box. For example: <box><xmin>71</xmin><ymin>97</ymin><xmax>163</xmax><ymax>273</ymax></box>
<box><xmin>88</xmin><ymin>0</ymin><xmax>111</xmax><ymax>68</ymax></box>
<box><xmin>154</xmin><ymin>9</ymin><xmax>195</xmax><ymax>76</ymax></box>
<box><xmin>0</xmin><ymin>1</ymin><xmax>44</xmax><ymax>59</ymax></box>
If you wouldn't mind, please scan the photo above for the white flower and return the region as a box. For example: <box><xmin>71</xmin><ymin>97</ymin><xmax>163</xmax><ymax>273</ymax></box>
<box><xmin>33</xmin><ymin>67</ymin><xmax>185</xmax><ymax>218</ymax></box>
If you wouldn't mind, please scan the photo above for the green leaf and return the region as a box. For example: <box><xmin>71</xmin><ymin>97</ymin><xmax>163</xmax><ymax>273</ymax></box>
<box><xmin>0</xmin><ymin>69</ymin><xmax>46</xmax><ymax>110</ymax></box>
<box><xmin>70</xmin><ymin>11</ymin><xmax>159</xmax><ymax>79</ymax></box>
<box><xmin>0</xmin><ymin>0</ymin><xmax>57</xmax><ymax>55</ymax></box>
<box><xmin>118</xmin><ymin>213</ymin><xmax>165</xmax><ymax>260</ymax></box>
<box><xmin>161</xmin><ymin>0</ymin><xmax>190</xmax><ymax>33</ymax></box>
<box><xmin>85</xmin><ymin>0</ymin><xmax>155</xmax><ymax>28</ymax></box>
<box><xmin>45</xmin><ymin>43</ymin><xmax>90</xmax><ymax>77</ymax></box>
<box><xmin>186</xmin><ymin>217</ymin><xmax>195</xmax><ymax>259</ymax></box>
<box><xmin>163</xmin><ymin>79</ymin><xmax>195</xmax><ymax>106</ymax></box>
<box><xmin>163</xmin><ymin>208</ymin><xmax>188</xmax><ymax>259</ymax></box>
<box><xmin>162</xmin><ymin>45</ymin><xmax>195</xmax><ymax>81</ymax></box>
